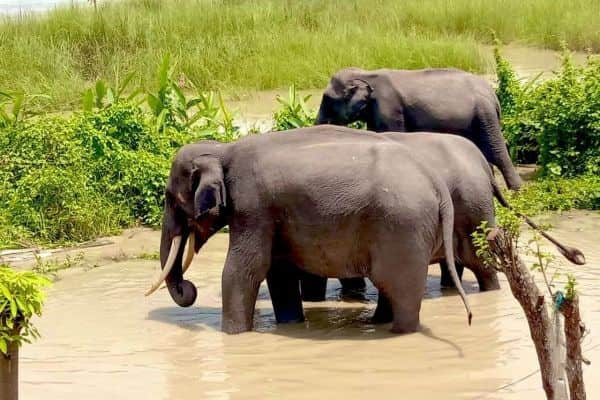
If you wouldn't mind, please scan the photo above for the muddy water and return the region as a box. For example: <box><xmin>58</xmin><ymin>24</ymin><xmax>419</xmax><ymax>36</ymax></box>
<box><xmin>18</xmin><ymin>211</ymin><xmax>600</xmax><ymax>399</ymax></box>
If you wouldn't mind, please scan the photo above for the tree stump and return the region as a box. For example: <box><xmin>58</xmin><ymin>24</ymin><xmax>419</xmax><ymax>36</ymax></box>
<box><xmin>561</xmin><ymin>296</ymin><xmax>586</xmax><ymax>400</ymax></box>
<box><xmin>0</xmin><ymin>339</ymin><xmax>19</xmax><ymax>400</ymax></box>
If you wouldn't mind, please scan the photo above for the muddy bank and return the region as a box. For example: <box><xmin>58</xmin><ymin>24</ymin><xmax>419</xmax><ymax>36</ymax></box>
<box><xmin>17</xmin><ymin>210</ymin><xmax>599</xmax><ymax>399</ymax></box>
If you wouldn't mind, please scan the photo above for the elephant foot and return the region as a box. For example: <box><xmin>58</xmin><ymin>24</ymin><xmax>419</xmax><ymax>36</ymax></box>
<box><xmin>300</xmin><ymin>271</ymin><xmax>328</xmax><ymax>302</ymax></box>
<box><xmin>340</xmin><ymin>277</ymin><xmax>367</xmax><ymax>301</ymax></box>
<box><xmin>439</xmin><ymin>260</ymin><xmax>464</xmax><ymax>289</ymax></box>
<box><xmin>476</xmin><ymin>272</ymin><xmax>501</xmax><ymax>291</ymax></box>
<box><xmin>267</xmin><ymin>261</ymin><xmax>306</xmax><ymax>323</ymax></box>
<box><xmin>274</xmin><ymin>310</ymin><xmax>305</xmax><ymax>324</ymax></box>
<box><xmin>372</xmin><ymin>294</ymin><xmax>393</xmax><ymax>324</ymax></box>
<box><xmin>390</xmin><ymin>321</ymin><xmax>420</xmax><ymax>335</ymax></box>
<box><xmin>222</xmin><ymin>319</ymin><xmax>253</xmax><ymax>335</ymax></box>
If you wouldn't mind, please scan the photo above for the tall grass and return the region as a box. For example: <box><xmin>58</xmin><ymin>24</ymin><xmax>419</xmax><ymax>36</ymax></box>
<box><xmin>0</xmin><ymin>0</ymin><xmax>598</xmax><ymax>109</ymax></box>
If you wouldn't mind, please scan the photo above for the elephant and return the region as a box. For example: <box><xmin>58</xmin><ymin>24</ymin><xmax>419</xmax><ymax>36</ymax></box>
<box><xmin>145</xmin><ymin>126</ymin><xmax>472</xmax><ymax>334</ymax></box>
<box><xmin>315</xmin><ymin>67</ymin><xmax>523</xmax><ymax>190</ymax></box>
<box><xmin>298</xmin><ymin>129</ymin><xmax>586</xmax><ymax>309</ymax></box>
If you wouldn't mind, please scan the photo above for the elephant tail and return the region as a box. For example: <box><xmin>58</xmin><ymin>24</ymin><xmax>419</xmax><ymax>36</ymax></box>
<box><xmin>440</xmin><ymin>194</ymin><xmax>473</xmax><ymax>326</ymax></box>
<box><xmin>491</xmin><ymin>181</ymin><xmax>586</xmax><ymax>265</ymax></box>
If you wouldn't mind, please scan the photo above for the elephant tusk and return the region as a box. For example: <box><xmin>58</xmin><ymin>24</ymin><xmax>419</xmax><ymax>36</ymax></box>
<box><xmin>182</xmin><ymin>234</ymin><xmax>195</xmax><ymax>274</ymax></box>
<box><xmin>145</xmin><ymin>235</ymin><xmax>182</xmax><ymax>296</ymax></box>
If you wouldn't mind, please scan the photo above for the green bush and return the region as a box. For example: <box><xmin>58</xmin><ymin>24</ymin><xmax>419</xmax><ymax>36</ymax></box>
<box><xmin>0</xmin><ymin>102</ymin><xmax>200</xmax><ymax>246</ymax></box>
<box><xmin>504</xmin><ymin>175</ymin><xmax>600</xmax><ymax>215</ymax></box>
<box><xmin>0</xmin><ymin>66</ymin><xmax>246</xmax><ymax>248</ymax></box>
<box><xmin>496</xmin><ymin>47</ymin><xmax>600</xmax><ymax>176</ymax></box>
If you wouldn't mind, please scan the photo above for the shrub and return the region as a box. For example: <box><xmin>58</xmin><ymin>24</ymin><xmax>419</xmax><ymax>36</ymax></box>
<box><xmin>496</xmin><ymin>47</ymin><xmax>600</xmax><ymax>176</ymax></box>
<box><xmin>0</xmin><ymin>73</ymin><xmax>243</xmax><ymax>248</ymax></box>
<box><xmin>494</xmin><ymin>48</ymin><xmax>541</xmax><ymax>164</ymax></box>
<box><xmin>0</xmin><ymin>117</ymin><xmax>128</xmax><ymax>243</ymax></box>
<box><xmin>0</xmin><ymin>102</ymin><xmax>190</xmax><ymax>245</ymax></box>
<box><xmin>504</xmin><ymin>174</ymin><xmax>600</xmax><ymax>215</ymax></box>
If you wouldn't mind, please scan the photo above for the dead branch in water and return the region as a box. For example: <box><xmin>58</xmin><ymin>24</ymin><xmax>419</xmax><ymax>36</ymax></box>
<box><xmin>486</xmin><ymin>228</ymin><xmax>564</xmax><ymax>399</ymax></box>
<box><xmin>560</xmin><ymin>296</ymin><xmax>587</xmax><ymax>400</ymax></box>
<box><xmin>481</xmin><ymin>225</ymin><xmax>588</xmax><ymax>400</ymax></box>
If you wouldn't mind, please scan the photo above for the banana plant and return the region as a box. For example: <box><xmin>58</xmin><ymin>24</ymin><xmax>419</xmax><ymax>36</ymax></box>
<box><xmin>272</xmin><ymin>84</ymin><xmax>315</xmax><ymax>131</ymax></box>
<box><xmin>82</xmin><ymin>71</ymin><xmax>143</xmax><ymax>112</ymax></box>
<box><xmin>0</xmin><ymin>92</ymin><xmax>49</xmax><ymax>127</ymax></box>
<box><xmin>147</xmin><ymin>54</ymin><xmax>233</xmax><ymax>133</ymax></box>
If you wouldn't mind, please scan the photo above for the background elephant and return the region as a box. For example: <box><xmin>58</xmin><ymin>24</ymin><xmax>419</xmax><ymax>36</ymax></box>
<box><xmin>145</xmin><ymin>126</ymin><xmax>472</xmax><ymax>334</ymax></box>
<box><xmin>315</xmin><ymin>67</ymin><xmax>523</xmax><ymax>190</ymax></box>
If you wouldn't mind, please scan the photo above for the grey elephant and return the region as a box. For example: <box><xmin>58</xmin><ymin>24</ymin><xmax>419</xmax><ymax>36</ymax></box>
<box><xmin>315</xmin><ymin>67</ymin><xmax>523</xmax><ymax>190</ymax></box>
<box><xmin>299</xmin><ymin>129</ymin><xmax>585</xmax><ymax>308</ymax></box>
<box><xmin>145</xmin><ymin>126</ymin><xmax>472</xmax><ymax>334</ymax></box>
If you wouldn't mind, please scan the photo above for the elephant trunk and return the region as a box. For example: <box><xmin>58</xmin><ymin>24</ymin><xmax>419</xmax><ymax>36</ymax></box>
<box><xmin>315</xmin><ymin>99</ymin><xmax>331</xmax><ymax>125</ymax></box>
<box><xmin>145</xmin><ymin>209</ymin><xmax>198</xmax><ymax>307</ymax></box>
<box><xmin>162</xmin><ymin>230</ymin><xmax>198</xmax><ymax>307</ymax></box>
<box><xmin>482</xmin><ymin>106</ymin><xmax>523</xmax><ymax>190</ymax></box>
<box><xmin>493</xmin><ymin>139</ymin><xmax>523</xmax><ymax>190</ymax></box>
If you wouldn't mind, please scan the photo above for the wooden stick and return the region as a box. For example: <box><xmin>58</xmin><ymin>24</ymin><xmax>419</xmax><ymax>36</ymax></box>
<box><xmin>561</xmin><ymin>296</ymin><xmax>587</xmax><ymax>400</ymax></box>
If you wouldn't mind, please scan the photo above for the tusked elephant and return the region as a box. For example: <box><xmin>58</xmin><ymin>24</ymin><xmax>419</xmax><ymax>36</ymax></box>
<box><xmin>299</xmin><ymin>129</ymin><xmax>585</xmax><ymax>307</ymax></box>
<box><xmin>315</xmin><ymin>67</ymin><xmax>523</xmax><ymax>190</ymax></box>
<box><xmin>144</xmin><ymin>126</ymin><xmax>472</xmax><ymax>334</ymax></box>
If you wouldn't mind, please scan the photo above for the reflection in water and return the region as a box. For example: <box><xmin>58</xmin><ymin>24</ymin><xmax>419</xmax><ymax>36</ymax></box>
<box><xmin>20</xmin><ymin>211</ymin><xmax>600</xmax><ymax>399</ymax></box>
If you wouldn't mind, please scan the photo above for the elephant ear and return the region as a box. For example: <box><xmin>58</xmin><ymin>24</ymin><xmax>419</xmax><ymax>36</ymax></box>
<box><xmin>191</xmin><ymin>155</ymin><xmax>226</xmax><ymax>220</ymax></box>
<box><xmin>344</xmin><ymin>78</ymin><xmax>372</xmax><ymax>119</ymax></box>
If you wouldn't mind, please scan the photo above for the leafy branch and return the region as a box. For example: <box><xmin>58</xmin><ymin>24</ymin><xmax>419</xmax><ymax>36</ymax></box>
<box><xmin>0</xmin><ymin>266</ymin><xmax>51</xmax><ymax>355</ymax></box>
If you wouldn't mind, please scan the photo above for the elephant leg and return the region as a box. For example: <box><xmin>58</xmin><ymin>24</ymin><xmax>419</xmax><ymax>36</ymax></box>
<box><xmin>467</xmin><ymin>258</ymin><xmax>500</xmax><ymax>291</ymax></box>
<box><xmin>221</xmin><ymin>228</ymin><xmax>272</xmax><ymax>334</ymax></box>
<box><xmin>440</xmin><ymin>260</ymin><xmax>464</xmax><ymax>289</ymax></box>
<box><xmin>474</xmin><ymin>267</ymin><xmax>500</xmax><ymax>291</ymax></box>
<box><xmin>340</xmin><ymin>277</ymin><xmax>367</xmax><ymax>300</ymax></box>
<box><xmin>476</xmin><ymin>111</ymin><xmax>522</xmax><ymax>190</ymax></box>
<box><xmin>370</xmin><ymin>248</ymin><xmax>428</xmax><ymax>334</ymax></box>
<box><xmin>372</xmin><ymin>293</ymin><xmax>393</xmax><ymax>324</ymax></box>
<box><xmin>266</xmin><ymin>260</ymin><xmax>305</xmax><ymax>323</ymax></box>
<box><xmin>461</xmin><ymin>242</ymin><xmax>501</xmax><ymax>291</ymax></box>
<box><xmin>299</xmin><ymin>270</ymin><xmax>328</xmax><ymax>302</ymax></box>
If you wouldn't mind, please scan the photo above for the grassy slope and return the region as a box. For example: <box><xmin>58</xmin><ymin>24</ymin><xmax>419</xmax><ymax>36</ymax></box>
<box><xmin>0</xmin><ymin>0</ymin><xmax>598</xmax><ymax>109</ymax></box>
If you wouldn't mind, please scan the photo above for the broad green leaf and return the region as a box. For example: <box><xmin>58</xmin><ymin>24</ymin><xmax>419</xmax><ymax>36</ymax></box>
<box><xmin>95</xmin><ymin>80</ymin><xmax>107</xmax><ymax>102</ymax></box>
<box><xmin>158</xmin><ymin>54</ymin><xmax>171</xmax><ymax>90</ymax></box>
<box><xmin>146</xmin><ymin>94</ymin><xmax>161</xmax><ymax>114</ymax></box>
<box><xmin>82</xmin><ymin>89</ymin><xmax>94</xmax><ymax>112</ymax></box>
<box><xmin>0</xmin><ymin>282</ymin><xmax>12</xmax><ymax>302</ymax></box>
<box><xmin>11</xmin><ymin>93</ymin><xmax>24</xmax><ymax>120</ymax></box>
<box><xmin>118</xmin><ymin>72</ymin><xmax>136</xmax><ymax>96</ymax></box>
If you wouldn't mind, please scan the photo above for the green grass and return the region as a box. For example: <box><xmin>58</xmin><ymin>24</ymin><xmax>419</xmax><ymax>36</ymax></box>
<box><xmin>1</xmin><ymin>0</ymin><xmax>598</xmax><ymax>110</ymax></box>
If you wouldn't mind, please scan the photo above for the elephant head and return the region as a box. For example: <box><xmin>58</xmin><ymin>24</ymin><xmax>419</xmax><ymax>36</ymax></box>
<box><xmin>145</xmin><ymin>141</ymin><xmax>228</xmax><ymax>307</ymax></box>
<box><xmin>315</xmin><ymin>68</ymin><xmax>373</xmax><ymax>126</ymax></box>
